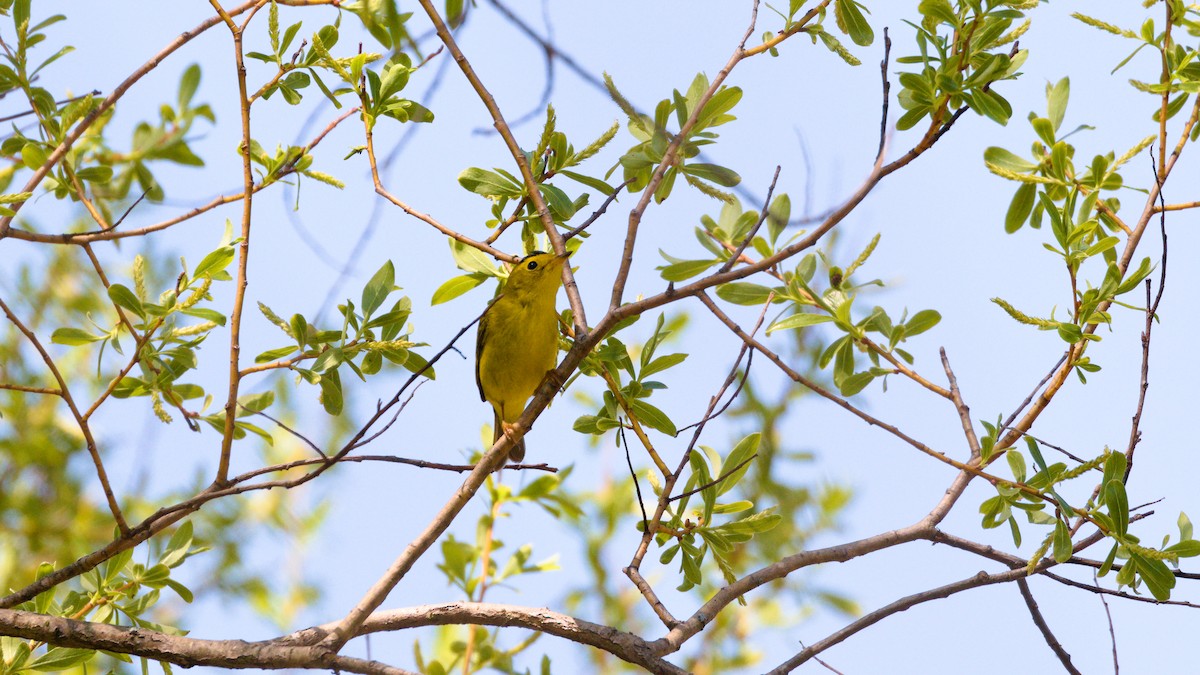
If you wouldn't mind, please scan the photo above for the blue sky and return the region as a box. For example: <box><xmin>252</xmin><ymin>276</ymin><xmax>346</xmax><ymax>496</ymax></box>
<box><xmin>8</xmin><ymin>1</ymin><xmax>1200</xmax><ymax>673</ymax></box>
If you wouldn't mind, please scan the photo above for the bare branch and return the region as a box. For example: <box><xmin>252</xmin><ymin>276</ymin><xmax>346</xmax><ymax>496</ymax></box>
<box><xmin>290</xmin><ymin>602</ymin><xmax>688</xmax><ymax>675</ymax></box>
<box><xmin>1095</xmin><ymin>572</ymin><xmax>1120</xmax><ymax>674</ymax></box>
<box><xmin>941</xmin><ymin>347</ymin><xmax>982</xmax><ymax>458</ymax></box>
<box><xmin>211</xmin><ymin>0</ymin><xmax>261</xmax><ymax>484</ymax></box>
<box><xmin>1017</xmin><ymin>578</ymin><xmax>1082</xmax><ymax>675</ymax></box>
<box><xmin>0</xmin><ymin>608</ymin><xmax>414</xmax><ymax>675</ymax></box>
<box><xmin>563</xmin><ymin>178</ymin><xmax>634</xmax><ymax>241</ymax></box>
<box><xmin>1126</xmin><ymin>148</ymin><xmax>1169</xmax><ymax>479</ymax></box>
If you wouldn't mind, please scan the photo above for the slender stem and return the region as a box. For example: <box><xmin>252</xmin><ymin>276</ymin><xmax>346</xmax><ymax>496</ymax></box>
<box><xmin>598</xmin><ymin>371</ymin><xmax>671</xmax><ymax>477</ymax></box>
<box><xmin>211</xmin><ymin>0</ymin><xmax>257</xmax><ymax>484</ymax></box>
<box><xmin>1016</xmin><ymin>578</ymin><xmax>1082</xmax><ymax>675</ymax></box>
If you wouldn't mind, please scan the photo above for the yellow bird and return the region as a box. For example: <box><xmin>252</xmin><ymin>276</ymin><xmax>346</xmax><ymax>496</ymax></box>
<box><xmin>476</xmin><ymin>250</ymin><xmax>569</xmax><ymax>462</ymax></box>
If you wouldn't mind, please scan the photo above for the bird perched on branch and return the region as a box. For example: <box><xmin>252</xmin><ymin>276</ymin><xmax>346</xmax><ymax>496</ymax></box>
<box><xmin>476</xmin><ymin>250</ymin><xmax>569</xmax><ymax>463</ymax></box>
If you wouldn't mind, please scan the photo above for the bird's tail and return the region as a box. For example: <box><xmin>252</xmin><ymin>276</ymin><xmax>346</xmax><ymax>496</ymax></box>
<box><xmin>493</xmin><ymin>409</ymin><xmax>526</xmax><ymax>463</ymax></box>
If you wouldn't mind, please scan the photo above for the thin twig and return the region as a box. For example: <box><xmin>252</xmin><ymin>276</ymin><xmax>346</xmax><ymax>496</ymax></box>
<box><xmin>1095</xmin><ymin>571</ymin><xmax>1119</xmax><ymax>674</ymax></box>
<box><xmin>1001</xmin><ymin>353</ymin><xmax>1068</xmax><ymax>432</ymax></box>
<box><xmin>718</xmin><ymin>166</ymin><xmax>780</xmax><ymax>273</ymax></box>
<box><xmin>940</xmin><ymin>347</ymin><xmax>982</xmax><ymax>458</ymax></box>
<box><xmin>0</xmin><ymin>382</ymin><xmax>61</xmax><ymax>395</ymax></box>
<box><xmin>1016</xmin><ymin>577</ymin><xmax>1082</xmax><ymax>675</ymax></box>
<box><xmin>244</xmin><ymin>405</ymin><xmax>328</xmax><ymax>459</ymax></box>
<box><xmin>0</xmin><ymin>90</ymin><xmax>101</xmax><ymax>123</ymax></box>
<box><xmin>1125</xmin><ymin>148</ymin><xmax>1169</xmax><ymax>479</ymax></box>
<box><xmin>621</xmin><ymin>424</ymin><xmax>649</xmax><ymax>529</ymax></box>
<box><xmin>876</xmin><ymin>27</ymin><xmax>891</xmax><ymax>162</ymax></box>
<box><xmin>675</xmin><ymin>348</ymin><xmax>754</xmax><ymax>435</ymax></box>
<box><xmin>669</xmin><ymin>453</ymin><xmax>757</xmax><ymax>503</ymax></box>
<box><xmin>563</xmin><ymin>178</ymin><xmax>633</xmax><ymax>241</ymax></box>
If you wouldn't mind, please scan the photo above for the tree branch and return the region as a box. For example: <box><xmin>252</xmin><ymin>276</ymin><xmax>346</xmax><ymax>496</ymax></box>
<box><xmin>0</xmin><ymin>608</ymin><xmax>413</xmax><ymax>675</ymax></box>
<box><xmin>1016</xmin><ymin>577</ymin><xmax>1082</xmax><ymax>675</ymax></box>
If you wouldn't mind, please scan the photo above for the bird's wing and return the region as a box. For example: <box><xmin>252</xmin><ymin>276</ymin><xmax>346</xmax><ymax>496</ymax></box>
<box><xmin>475</xmin><ymin>309</ymin><xmax>488</xmax><ymax>402</ymax></box>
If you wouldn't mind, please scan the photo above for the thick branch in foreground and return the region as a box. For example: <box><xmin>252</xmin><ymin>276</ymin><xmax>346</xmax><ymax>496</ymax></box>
<box><xmin>0</xmin><ymin>608</ymin><xmax>411</xmax><ymax>675</ymax></box>
<box><xmin>289</xmin><ymin>602</ymin><xmax>687</xmax><ymax>675</ymax></box>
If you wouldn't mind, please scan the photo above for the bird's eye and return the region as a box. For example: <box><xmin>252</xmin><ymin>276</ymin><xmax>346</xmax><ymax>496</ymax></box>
<box><xmin>527</xmin><ymin>260</ymin><xmax>539</xmax><ymax>270</ymax></box>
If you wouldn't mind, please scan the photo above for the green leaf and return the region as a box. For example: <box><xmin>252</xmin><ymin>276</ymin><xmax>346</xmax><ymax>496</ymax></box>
<box><xmin>254</xmin><ymin>345</ymin><xmax>297</xmax><ymax>363</ymax></box>
<box><xmin>683</xmin><ymin>163</ymin><xmax>741</xmax><ymax>187</ymax></box>
<box><xmin>163</xmin><ymin>578</ymin><xmax>194</xmax><ymax>603</ymax></box>
<box><xmin>659</xmin><ymin>258</ymin><xmax>718</xmax><ymax>282</ymax></box>
<box><xmin>312</xmin><ymin>346</ymin><xmax>344</xmax><ymax>373</ymax></box>
<box><xmin>161</xmin><ymin>521</ymin><xmax>194</xmax><ymax>568</ymax></box>
<box><xmin>767</xmin><ymin>192</ymin><xmax>790</xmax><ymax>243</ymax></box>
<box><xmin>51</xmin><ymin>327</ymin><xmax>103</xmax><ymax>345</ymax></box>
<box><xmin>1005</xmin><ymin>183</ymin><xmax>1037</xmax><ymax>233</ymax></box>
<box><xmin>399</xmin><ymin>349</ymin><xmax>435</xmax><ymax>379</ymax></box>
<box><xmin>458</xmin><ymin>167</ymin><xmax>523</xmax><ymax>199</ymax></box>
<box><xmin>108</xmin><ymin>283</ymin><xmax>146</xmax><ymax>319</ymax></box>
<box><xmin>641</xmin><ymin>353</ymin><xmax>687</xmax><ymax>379</ymax></box>
<box><xmin>194</xmin><ymin>245</ymin><xmax>236</xmax><ymax>279</ymax></box>
<box><xmin>718</xmin><ymin>433</ymin><xmax>759</xmax><ymax>496</ymax></box>
<box><xmin>560</xmin><ymin>169</ymin><xmax>615</xmax><ymax>195</ymax></box>
<box><xmin>538</xmin><ymin>183</ymin><xmax>577</xmax><ymax>220</ymax></box>
<box><xmin>1104</xmin><ymin>479</ymin><xmax>1129</xmax><ymax>536</ymax></box>
<box><xmin>919</xmin><ymin>0</ymin><xmax>956</xmax><ymax>25</ymax></box>
<box><xmin>181</xmin><ymin>307</ymin><xmax>227</xmax><ymax>326</ymax></box>
<box><xmin>21</xmin><ymin>142</ymin><xmax>47</xmax><ymax>170</ymax></box>
<box><xmin>361</xmin><ymin>260</ymin><xmax>395</xmax><ymax>316</ymax></box>
<box><xmin>1052</xmin><ymin>519</ymin><xmax>1072</xmax><ymax>563</ymax></box>
<box><xmin>983</xmin><ymin>147</ymin><xmax>1037</xmax><ymax>173</ymax></box>
<box><xmin>431</xmin><ymin>274</ymin><xmax>486</xmax><ymax>305</ymax></box>
<box><xmin>835</xmin><ymin>0</ymin><xmax>874</xmax><ymax>46</ymax></box>
<box><xmin>629</xmin><ymin>399</ymin><xmax>676</xmax><ymax>436</ymax></box>
<box><xmin>1132</xmin><ymin>553</ymin><xmax>1175</xmax><ymax>601</ymax></box>
<box><xmin>719</xmin><ymin>508</ymin><xmax>782</xmax><ymax>535</ymax></box>
<box><xmin>1115</xmin><ymin>257</ymin><xmax>1153</xmax><ymax>295</ymax></box>
<box><xmin>76</xmin><ymin>166</ymin><xmax>113</xmax><ymax>183</ymax></box>
<box><xmin>716</xmin><ymin>282</ymin><xmax>774</xmax><ymax>306</ymax></box>
<box><xmin>449</xmin><ymin>239</ymin><xmax>498</xmax><ymax>277</ymax></box>
<box><xmin>838</xmin><ymin>371</ymin><xmax>874</xmax><ymax>396</ymax></box>
<box><xmin>1007</xmin><ymin>449</ymin><xmax>1027</xmax><ymax>483</ymax></box>
<box><xmin>28</xmin><ymin>647</ymin><xmax>94</xmax><ymax>672</ymax></box>
<box><xmin>319</xmin><ymin>369</ymin><xmax>344</xmax><ymax>415</ymax></box>
<box><xmin>766</xmin><ymin>312</ymin><xmax>832</xmax><ymax>335</ymax></box>
<box><xmin>238</xmin><ymin>390</ymin><xmax>275</xmax><ymax>416</ymax></box>
<box><xmin>694</xmin><ymin>87</ymin><xmax>742</xmax><ymax>130</ymax></box>
<box><xmin>904</xmin><ymin>309</ymin><xmax>941</xmax><ymax>337</ymax></box>
<box><xmin>1046</xmin><ymin>77</ymin><xmax>1070</xmax><ymax>131</ymax></box>
<box><xmin>1164</xmin><ymin>540</ymin><xmax>1200</xmax><ymax>558</ymax></box>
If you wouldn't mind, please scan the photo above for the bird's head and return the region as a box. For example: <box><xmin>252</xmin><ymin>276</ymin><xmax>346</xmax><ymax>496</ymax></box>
<box><xmin>503</xmin><ymin>250</ymin><xmax>569</xmax><ymax>299</ymax></box>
